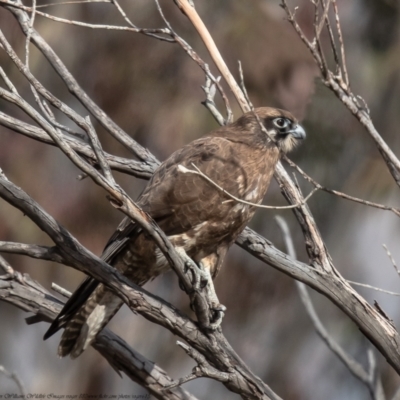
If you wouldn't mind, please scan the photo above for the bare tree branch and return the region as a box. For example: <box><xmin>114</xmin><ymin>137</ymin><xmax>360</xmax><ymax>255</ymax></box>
<box><xmin>2</xmin><ymin>0</ymin><xmax>160</xmax><ymax>165</ymax></box>
<box><xmin>179</xmin><ymin>163</ymin><xmax>318</xmax><ymax>210</ymax></box>
<box><xmin>0</xmin><ymin>271</ymin><xmax>199</xmax><ymax>400</ymax></box>
<box><xmin>383</xmin><ymin>244</ymin><xmax>400</xmax><ymax>277</ymax></box>
<box><xmin>347</xmin><ymin>281</ymin><xmax>400</xmax><ymax>297</ymax></box>
<box><xmin>275</xmin><ymin>216</ymin><xmax>386</xmax><ymax>400</ymax></box>
<box><xmin>0</xmin><ymin>241</ymin><xmax>63</xmax><ymax>263</ymax></box>
<box><xmin>154</xmin><ymin>0</ymin><xmax>232</xmax><ymax>124</ymax></box>
<box><xmin>173</xmin><ymin>0</ymin><xmax>248</xmax><ymax>113</ymax></box>
<box><xmin>0</xmin><ymin>365</ymin><xmax>26</xmax><ymax>397</ymax></box>
<box><xmin>0</xmin><ymin>111</ymin><xmax>153</xmax><ymax>179</ymax></box>
<box><xmin>283</xmin><ymin>155</ymin><xmax>400</xmax><ymax>218</ymax></box>
<box><xmin>280</xmin><ymin>0</ymin><xmax>400</xmax><ymax>188</ymax></box>
<box><xmin>236</xmin><ymin>228</ymin><xmax>400</xmax><ymax>374</ymax></box>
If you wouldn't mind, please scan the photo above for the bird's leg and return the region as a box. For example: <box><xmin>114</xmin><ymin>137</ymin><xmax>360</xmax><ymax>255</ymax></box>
<box><xmin>198</xmin><ymin>261</ymin><xmax>226</xmax><ymax>331</ymax></box>
<box><xmin>175</xmin><ymin>247</ymin><xmax>208</xmax><ymax>291</ymax></box>
<box><xmin>175</xmin><ymin>247</ymin><xmax>226</xmax><ymax>330</ymax></box>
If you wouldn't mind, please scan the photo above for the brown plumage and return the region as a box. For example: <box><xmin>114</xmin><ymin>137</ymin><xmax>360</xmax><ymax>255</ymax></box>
<box><xmin>44</xmin><ymin>107</ymin><xmax>306</xmax><ymax>358</ymax></box>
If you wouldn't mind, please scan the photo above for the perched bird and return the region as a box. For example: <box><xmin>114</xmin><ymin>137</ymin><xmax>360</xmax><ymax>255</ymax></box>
<box><xmin>44</xmin><ymin>107</ymin><xmax>306</xmax><ymax>358</ymax></box>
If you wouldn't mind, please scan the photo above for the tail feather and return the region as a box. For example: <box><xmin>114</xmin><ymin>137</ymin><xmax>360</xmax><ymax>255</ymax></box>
<box><xmin>58</xmin><ymin>284</ymin><xmax>123</xmax><ymax>358</ymax></box>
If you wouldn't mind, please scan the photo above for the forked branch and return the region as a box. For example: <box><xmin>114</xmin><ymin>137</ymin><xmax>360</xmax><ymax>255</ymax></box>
<box><xmin>280</xmin><ymin>0</ymin><xmax>400</xmax><ymax>188</ymax></box>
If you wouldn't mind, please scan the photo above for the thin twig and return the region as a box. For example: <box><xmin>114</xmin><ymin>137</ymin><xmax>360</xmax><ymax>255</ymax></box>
<box><xmin>51</xmin><ymin>283</ymin><xmax>72</xmax><ymax>298</ymax></box>
<box><xmin>281</xmin><ymin>0</ymin><xmax>323</xmax><ymax>71</ymax></box>
<box><xmin>332</xmin><ymin>0</ymin><xmax>349</xmax><ymax>86</ymax></box>
<box><xmin>0</xmin><ymin>241</ymin><xmax>63</xmax><ymax>263</ymax></box>
<box><xmin>0</xmin><ymin>67</ymin><xmax>18</xmax><ymax>93</ymax></box>
<box><xmin>238</xmin><ymin>60</ymin><xmax>253</xmax><ymax>110</ymax></box>
<box><xmin>0</xmin><ymin>251</ymin><xmax>15</xmax><ymax>276</ymax></box>
<box><xmin>284</xmin><ymin>155</ymin><xmax>400</xmax><ymax>218</ymax></box>
<box><xmin>201</xmin><ymin>75</ymin><xmax>225</xmax><ymax>125</ymax></box>
<box><xmin>85</xmin><ymin>115</ymin><xmax>115</xmax><ymax>184</ymax></box>
<box><xmin>173</xmin><ymin>0</ymin><xmax>249</xmax><ymax>113</ymax></box>
<box><xmin>321</xmin><ymin>0</ymin><xmax>341</xmax><ymax>74</ymax></box>
<box><xmin>275</xmin><ymin>216</ymin><xmax>385</xmax><ymax>399</ymax></box>
<box><xmin>42</xmin><ymin>101</ymin><xmax>86</xmax><ymax>139</ymax></box>
<box><xmin>0</xmin><ymin>0</ymin><xmax>173</xmax><ymax>39</ymax></box>
<box><xmin>0</xmin><ymin>365</ymin><xmax>26</xmax><ymax>397</ymax></box>
<box><xmin>178</xmin><ymin>163</ymin><xmax>318</xmax><ymax>210</ymax></box>
<box><xmin>34</xmin><ymin>0</ymin><xmax>110</xmax><ymax>8</ymax></box>
<box><xmin>111</xmin><ymin>0</ymin><xmax>137</xmax><ymax>28</ymax></box>
<box><xmin>175</xmin><ymin>341</ymin><xmax>231</xmax><ymax>384</ymax></box>
<box><xmin>312</xmin><ymin>0</ymin><xmax>329</xmax><ymax>77</ymax></box>
<box><xmin>316</xmin><ymin>0</ymin><xmax>332</xmax><ymax>38</ymax></box>
<box><xmin>24</xmin><ymin>0</ymin><xmax>36</xmax><ymax>67</ymax></box>
<box><xmin>383</xmin><ymin>244</ymin><xmax>400</xmax><ymax>277</ymax></box>
<box><xmin>154</xmin><ymin>0</ymin><xmax>232</xmax><ymax>123</ymax></box>
<box><xmin>347</xmin><ymin>281</ymin><xmax>400</xmax><ymax>297</ymax></box>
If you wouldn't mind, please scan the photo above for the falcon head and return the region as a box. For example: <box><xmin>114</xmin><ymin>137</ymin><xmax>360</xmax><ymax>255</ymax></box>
<box><xmin>234</xmin><ymin>107</ymin><xmax>306</xmax><ymax>154</ymax></box>
<box><xmin>255</xmin><ymin>107</ymin><xmax>306</xmax><ymax>153</ymax></box>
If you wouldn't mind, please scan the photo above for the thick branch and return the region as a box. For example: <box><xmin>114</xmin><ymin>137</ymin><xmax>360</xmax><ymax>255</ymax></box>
<box><xmin>173</xmin><ymin>0</ymin><xmax>248</xmax><ymax>113</ymax></box>
<box><xmin>236</xmin><ymin>228</ymin><xmax>400</xmax><ymax>375</ymax></box>
<box><xmin>0</xmin><ymin>272</ymin><xmax>198</xmax><ymax>400</ymax></box>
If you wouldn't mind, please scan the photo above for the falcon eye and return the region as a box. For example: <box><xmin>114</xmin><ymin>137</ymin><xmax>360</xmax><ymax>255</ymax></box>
<box><xmin>273</xmin><ymin>118</ymin><xmax>289</xmax><ymax>129</ymax></box>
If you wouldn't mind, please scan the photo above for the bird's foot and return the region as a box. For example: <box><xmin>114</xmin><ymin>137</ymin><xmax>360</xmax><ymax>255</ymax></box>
<box><xmin>199</xmin><ymin>263</ymin><xmax>226</xmax><ymax>330</ymax></box>
<box><xmin>207</xmin><ymin>302</ymin><xmax>226</xmax><ymax>331</ymax></box>
<box><xmin>175</xmin><ymin>248</ymin><xmax>226</xmax><ymax>330</ymax></box>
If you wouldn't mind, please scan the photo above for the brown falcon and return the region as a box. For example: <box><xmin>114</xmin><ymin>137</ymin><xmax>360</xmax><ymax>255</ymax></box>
<box><xmin>44</xmin><ymin>107</ymin><xmax>305</xmax><ymax>358</ymax></box>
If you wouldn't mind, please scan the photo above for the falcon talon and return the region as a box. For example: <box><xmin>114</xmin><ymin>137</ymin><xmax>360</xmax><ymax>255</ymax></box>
<box><xmin>207</xmin><ymin>311</ymin><xmax>225</xmax><ymax>331</ymax></box>
<box><xmin>183</xmin><ymin>260</ymin><xmax>192</xmax><ymax>272</ymax></box>
<box><xmin>44</xmin><ymin>107</ymin><xmax>305</xmax><ymax>358</ymax></box>
<box><xmin>212</xmin><ymin>304</ymin><xmax>227</xmax><ymax>312</ymax></box>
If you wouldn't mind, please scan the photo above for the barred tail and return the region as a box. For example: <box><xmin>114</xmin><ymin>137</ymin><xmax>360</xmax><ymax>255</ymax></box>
<box><xmin>58</xmin><ymin>284</ymin><xmax>123</xmax><ymax>359</ymax></box>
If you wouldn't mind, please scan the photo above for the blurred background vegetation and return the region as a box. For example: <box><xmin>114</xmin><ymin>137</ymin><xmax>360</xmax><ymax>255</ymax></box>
<box><xmin>0</xmin><ymin>0</ymin><xmax>400</xmax><ymax>399</ymax></box>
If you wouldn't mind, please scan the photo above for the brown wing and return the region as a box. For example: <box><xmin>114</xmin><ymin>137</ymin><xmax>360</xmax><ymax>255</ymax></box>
<box><xmin>137</xmin><ymin>136</ymin><xmax>249</xmax><ymax>235</ymax></box>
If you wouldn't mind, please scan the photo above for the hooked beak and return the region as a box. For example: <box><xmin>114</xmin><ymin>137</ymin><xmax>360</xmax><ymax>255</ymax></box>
<box><xmin>289</xmin><ymin>124</ymin><xmax>306</xmax><ymax>140</ymax></box>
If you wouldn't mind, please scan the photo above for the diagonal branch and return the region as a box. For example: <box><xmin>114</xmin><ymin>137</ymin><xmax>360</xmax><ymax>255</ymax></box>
<box><xmin>283</xmin><ymin>155</ymin><xmax>400</xmax><ymax>218</ymax></box>
<box><xmin>2</xmin><ymin>0</ymin><xmax>159</xmax><ymax>166</ymax></box>
<box><xmin>0</xmin><ymin>365</ymin><xmax>26</xmax><ymax>397</ymax></box>
<box><xmin>236</xmin><ymin>228</ymin><xmax>400</xmax><ymax>375</ymax></box>
<box><xmin>0</xmin><ymin>271</ymin><xmax>198</xmax><ymax>400</ymax></box>
<box><xmin>275</xmin><ymin>216</ymin><xmax>386</xmax><ymax>400</ymax></box>
<box><xmin>0</xmin><ymin>111</ymin><xmax>153</xmax><ymax>179</ymax></box>
<box><xmin>173</xmin><ymin>0</ymin><xmax>248</xmax><ymax>113</ymax></box>
<box><xmin>179</xmin><ymin>163</ymin><xmax>318</xmax><ymax>210</ymax></box>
